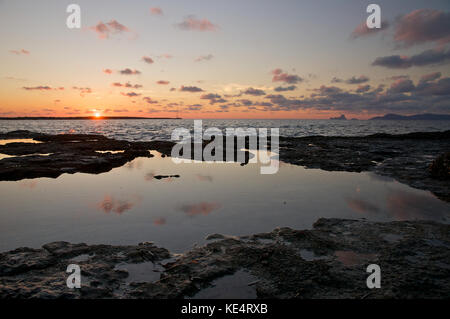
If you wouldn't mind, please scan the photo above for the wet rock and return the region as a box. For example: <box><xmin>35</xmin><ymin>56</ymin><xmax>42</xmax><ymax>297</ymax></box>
<box><xmin>0</xmin><ymin>131</ymin><xmax>250</xmax><ymax>181</ymax></box>
<box><xmin>1</xmin><ymin>218</ymin><xmax>448</xmax><ymax>299</ymax></box>
<box><xmin>429</xmin><ymin>152</ymin><xmax>450</xmax><ymax>180</ymax></box>
<box><xmin>0</xmin><ymin>241</ymin><xmax>170</xmax><ymax>298</ymax></box>
<box><xmin>153</xmin><ymin>175</ymin><xmax>180</xmax><ymax>180</ymax></box>
<box><xmin>0</xmin><ymin>131</ymin><xmax>175</xmax><ymax>181</ymax></box>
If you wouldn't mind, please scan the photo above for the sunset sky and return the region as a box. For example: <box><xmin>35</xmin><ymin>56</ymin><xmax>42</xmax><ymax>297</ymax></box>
<box><xmin>1</xmin><ymin>0</ymin><xmax>449</xmax><ymax>119</ymax></box>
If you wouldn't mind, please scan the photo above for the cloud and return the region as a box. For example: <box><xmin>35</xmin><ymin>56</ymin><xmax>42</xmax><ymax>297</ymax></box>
<box><xmin>9</xmin><ymin>49</ymin><xmax>30</xmax><ymax>55</ymax></box>
<box><xmin>23</xmin><ymin>86</ymin><xmax>52</xmax><ymax>91</ymax></box>
<box><xmin>158</xmin><ymin>54</ymin><xmax>173</xmax><ymax>59</ymax></box>
<box><xmin>200</xmin><ymin>93</ymin><xmax>227</xmax><ymax>104</ymax></box>
<box><xmin>156</xmin><ymin>80</ymin><xmax>170</xmax><ymax>85</ymax></box>
<box><xmin>179</xmin><ymin>85</ymin><xmax>204</xmax><ymax>92</ymax></box>
<box><xmin>331</xmin><ymin>77</ymin><xmax>344</xmax><ymax>83</ymax></box>
<box><xmin>195</xmin><ymin>54</ymin><xmax>214</xmax><ymax>62</ymax></box>
<box><xmin>112</xmin><ymin>82</ymin><xmax>142</xmax><ymax>88</ymax></box>
<box><xmin>420</xmin><ymin>72</ymin><xmax>441</xmax><ymax>83</ymax></box>
<box><xmin>91</xmin><ymin>20</ymin><xmax>130</xmax><ymax>39</ymax></box>
<box><xmin>121</xmin><ymin>91</ymin><xmax>141</xmax><ymax>97</ymax></box>
<box><xmin>119</xmin><ymin>68</ymin><xmax>141</xmax><ymax>75</ymax></box>
<box><xmin>187</xmin><ymin>104</ymin><xmax>203</xmax><ymax>111</ymax></box>
<box><xmin>388</xmin><ymin>75</ymin><xmax>410</xmax><ymax>81</ymax></box>
<box><xmin>143</xmin><ymin>97</ymin><xmax>158</xmax><ymax>104</ymax></box>
<box><xmin>176</xmin><ymin>15</ymin><xmax>219</xmax><ymax>31</ymax></box>
<box><xmin>153</xmin><ymin>217</ymin><xmax>166</xmax><ymax>226</ymax></box>
<box><xmin>415</xmin><ymin>77</ymin><xmax>450</xmax><ymax>96</ymax></box>
<box><xmin>356</xmin><ymin>85</ymin><xmax>371</xmax><ymax>93</ymax></box>
<box><xmin>103</xmin><ymin>68</ymin><xmax>113</xmax><ymax>74</ymax></box>
<box><xmin>142</xmin><ymin>56</ymin><xmax>154</xmax><ymax>64</ymax></box>
<box><xmin>243</xmin><ymin>87</ymin><xmax>266</xmax><ymax>96</ymax></box>
<box><xmin>394</xmin><ymin>9</ymin><xmax>450</xmax><ymax>47</ymax></box>
<box><xmin>351</xmin><ymin>20</ymin><xmax>389</xmax><ymax>39</ymax></box>
<box><xmin>387</xmin><ymin>79</ymin><xmax>415</xmax><ymax>94</ymax></box>
<box><xmin>274</xmin><ymin>85</ymin><xmax>297</xmax><ymax>92</ymax></box>
<box><xmin>346</xmin><ymin>75</ymin><xmax>370</xmax><ymax>84</ymax></box>
<box><xmin>261</xmin><ymin>74</ymin><xmax>450</xmax><ymax>114</ymax></box>
<box><xmin>72</xmin><ymin>86</ymin><xmax>92</xmax><ymax>95</ymax></box>
<box><xmin>272</xmin><ymin>68</ymin><xmax>303</xmax><ymax>84</ymax></box>
<box><xmin>150</xmin><ymin>7</ymin><xmax>163</xmax><ymax>16</ymax></box>
<box><xmin>372</xmin><ymin>48</ymin><xmax>450</xmax><ymax>69</ymax></box>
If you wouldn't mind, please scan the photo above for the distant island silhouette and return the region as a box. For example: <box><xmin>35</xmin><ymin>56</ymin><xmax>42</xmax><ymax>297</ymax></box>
<box><xmin>0</xmin><ymin>116</ymin><xmax>182</xmax><ymax>120</ymax></box>
<box><xmin>330</xmin><ymin>114</ymin><xmax>347</xmax><ymax>120</ymax></box>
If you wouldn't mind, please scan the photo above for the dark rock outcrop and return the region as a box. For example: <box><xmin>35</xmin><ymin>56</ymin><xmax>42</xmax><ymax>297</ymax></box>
<box><xmin>430</xmin><ymin>152</ymin><xmax>450</xmax><ymax>180</ymax></box>
<box><xmin>1</xmin><ymin>219</ymin><xmax>449</xmax><ymax>299</ymax></box>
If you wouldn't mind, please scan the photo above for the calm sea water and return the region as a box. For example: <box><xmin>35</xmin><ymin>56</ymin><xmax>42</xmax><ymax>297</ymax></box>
<box><xmin>0</xmin><ymin>119</ymin><xmax>449</xmax><ymax>141</ymax></box>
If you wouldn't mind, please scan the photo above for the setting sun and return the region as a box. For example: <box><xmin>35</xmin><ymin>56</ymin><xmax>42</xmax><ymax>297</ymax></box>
<box><xmin>94</xmin><ymin>112</ymin><xmax>101</xmax><ymax>118</ymax></box>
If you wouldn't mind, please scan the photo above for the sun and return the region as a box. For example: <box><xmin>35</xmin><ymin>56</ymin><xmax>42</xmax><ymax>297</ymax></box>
<box><xmin>94</xmin><ymin>112</ymin><xmax>101</xmax><ymax>118</ymax></box>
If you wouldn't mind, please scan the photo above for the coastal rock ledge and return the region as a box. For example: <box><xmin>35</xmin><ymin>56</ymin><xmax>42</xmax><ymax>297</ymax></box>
<box><xmin>1</xmin><ymin>218</ymin><xmax>449</xmax><ymax>299</ymax></box>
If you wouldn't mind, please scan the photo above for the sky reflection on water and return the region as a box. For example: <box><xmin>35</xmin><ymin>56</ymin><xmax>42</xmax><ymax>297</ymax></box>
<box><xmin>0</xmin><ymin>152</ymin><xmax>449</xmax><ymax>253</ymax></box>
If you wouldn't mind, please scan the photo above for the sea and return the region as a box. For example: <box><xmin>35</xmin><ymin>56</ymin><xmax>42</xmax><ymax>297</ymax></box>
<box><xmin>0</xmin><ymin>119</ymin><xmax>449</xmax><ymax>141</ymax></box>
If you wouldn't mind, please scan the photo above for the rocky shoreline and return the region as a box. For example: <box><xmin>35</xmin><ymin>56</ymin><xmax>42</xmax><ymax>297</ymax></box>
<box><xmin>0</xmin><ymin>130</ymin><xmax>449</xmax><ymax>298</ymax></box>
<box><xmin>0</xmin><ymin>218</ymin><xmax>449</xmax><ymax>299</ymax></box>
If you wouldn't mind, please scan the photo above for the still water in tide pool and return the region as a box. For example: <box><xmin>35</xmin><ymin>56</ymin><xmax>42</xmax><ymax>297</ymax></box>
<box><xmin>0</xmin><ymin>152</ymin><xmax>449</xmax><ymax>252</ymax></box>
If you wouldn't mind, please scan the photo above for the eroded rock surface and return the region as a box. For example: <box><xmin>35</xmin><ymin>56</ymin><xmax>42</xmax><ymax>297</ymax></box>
<box><xmin>278</xmin><ymin>131</ymin><xmax>450</xmax><ymax>201</ymax></box>
<box><xmin>0</xmin><ymin>130</ymin><xmax>175</xmax><ymax>181</ymax></box>
<box><xmin>1</xmin><ymin>218</ymin><xmax>448</xmax><ymax>299</ymax></box>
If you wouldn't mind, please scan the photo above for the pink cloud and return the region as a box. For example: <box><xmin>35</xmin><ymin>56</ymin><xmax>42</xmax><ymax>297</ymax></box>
<box><xmin>394</xmin><ymin>9</ymin><xmax>450</xmax><ymax>47</ymax></box>
<box><xmin>142</xmin><ymin>56</ymin><xmax>154</xmax><ymax>64</ymax></box>
<box><xmin>91</xmin><ymin>20</ymin><xmax>130</xmax><ymax>39</ymax></box>
<box><xmin>195</xmin><ymin>54</ymin><xmax>214</xmax><ymax>62</ymax></box>
<box><xmin>176</xmin><ymin>16</ymin><xmax>219</xmax><ymax>32</ymax></box>
<box><xmin>156</xmin><ymin>80</ymin><xmax>170</xmax><ymax>85</ymax></box>
<box><xmin>150</xmin><ymin>7</ymin><xmax>163</xmax><ymax>15</ymax></box>
<box><xmin>351</xmin><ymin>20</ymin><xmax>389</xmax><ymax>39</ymax></box>
<box><xmin>9</xmin><ymin>49</ymin><xmax>30</xmax><ymax>55</ymax></box>
<box><xmin>153</xmin><ymin>217</ymin><xmax>166</xmax><ymax>225</ymax></box>
<box><xmin>272</xmin><ymin>69</ymin><xmax>303</xmax><ymax>84</ymax></box>
<box><xmin>159</xmin><ymin>54</ymin><xmax>172</xmax><ymax>59</ymax></box>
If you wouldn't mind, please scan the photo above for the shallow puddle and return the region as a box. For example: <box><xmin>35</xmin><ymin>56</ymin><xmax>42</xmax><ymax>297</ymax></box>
<box><xmin>114</xmin><ymin>261</ymin><xmax>164</xmax><ymax>283</ymax></box>
<box><xmin>191</xmin><ymin>270</ymin><xmax>258</xmax><ymax>299</ymax></box>
<box><xmin>0</xmin><ymin>139</ymin><xmax>42</xmax><ymax>145</ymax></box>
